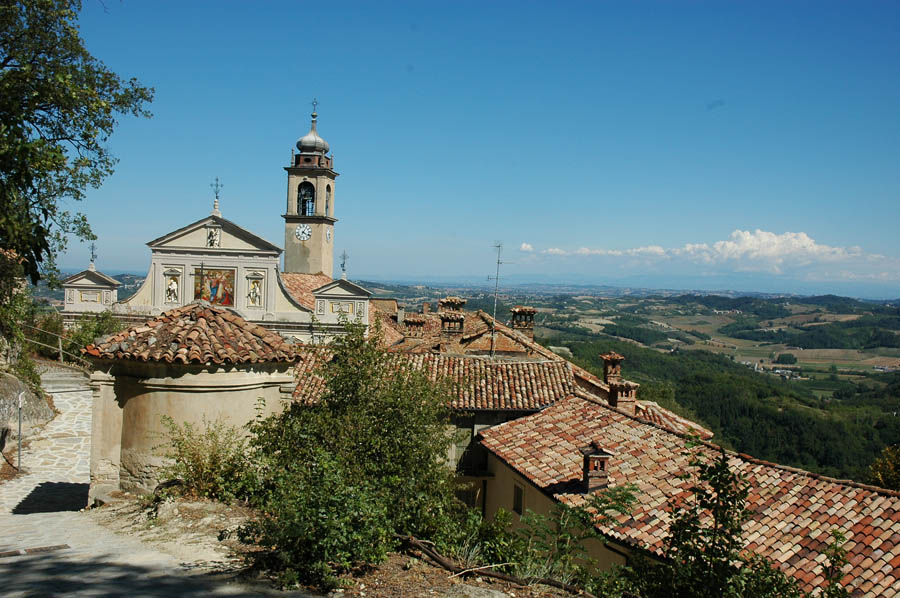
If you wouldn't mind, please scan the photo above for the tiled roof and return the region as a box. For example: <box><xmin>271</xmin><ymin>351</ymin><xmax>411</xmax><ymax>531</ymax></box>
<box><xmin>480</xmin><ymin>394</ymin><xmax>900</xmax><ymax>597</ymax></box>
<box><xmin>634</xmin><ymin>401</ymin><xmax>714</xmax><ymax>440</ymax></box>
<box><xmin>376</xmin><ymin>306</ymin><xmax>559</xmax><ymax>359</ymax></box>
<box><xmin>83</xmin><ymin>302</ymin><xmax>296</xmax><ymax>365</ymax></box>
<box><xmin>293</xmin><ymin>350</ymin><xmax>578</xmax><ymax>411</ymax></box>
<box><xmin>279</xmin><ymin>272</ymin><xmax>333</xmax><ymax>309</ymax></box>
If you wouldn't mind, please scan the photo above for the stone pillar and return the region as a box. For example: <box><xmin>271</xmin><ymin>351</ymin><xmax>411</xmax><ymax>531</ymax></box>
<box><xmin>88</xmin><ymin>368</ymin><xmax>121</xmax><ymax>505</ymax></box>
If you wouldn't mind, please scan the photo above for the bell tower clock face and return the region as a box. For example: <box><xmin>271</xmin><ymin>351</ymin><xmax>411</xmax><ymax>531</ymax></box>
<box><xmin>295</xmin><ymin>223</ymin><xmax>312</xmax><ymax>241</ymax></box>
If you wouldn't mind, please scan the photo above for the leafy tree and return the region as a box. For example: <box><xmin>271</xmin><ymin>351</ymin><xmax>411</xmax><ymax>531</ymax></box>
<box><xmin>868</xmin><ymin>445</ymin><xmax>900</xmax><ymax>491</ymax></box>
<box><xmin>775</xmin><ymin>353</ymin><xmax>797</xmax><ymax>365</ymax></box>
<box><xmin>0</xmin><ymin>0</ymin><xmax>153</xmax><ymax>283</ymax></box>
<box><xmin>237</xmin><ymin>319</ymin><xmax>458</xmax><ymax>587</ymax></box>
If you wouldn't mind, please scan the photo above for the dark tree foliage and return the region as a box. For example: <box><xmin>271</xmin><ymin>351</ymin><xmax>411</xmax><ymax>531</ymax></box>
<box><xmin>0</xmin><ymin>0</ymin><xmax>153</xmax><ymax>283</ymax></box>
<box><xmin>669</xmin><ymin>295</ymin><xmax>792</xmax><ymax>320</ymax></box>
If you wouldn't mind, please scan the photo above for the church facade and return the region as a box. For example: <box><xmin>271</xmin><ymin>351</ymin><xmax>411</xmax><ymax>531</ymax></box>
<box><xmin>64</xmin><ymin>108</ymin><xmax>369</xmax><ymax>343</ymax></box>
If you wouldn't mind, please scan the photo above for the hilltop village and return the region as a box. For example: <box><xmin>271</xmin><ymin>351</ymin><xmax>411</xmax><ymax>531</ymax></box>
<box><xmin>48</xmin><ymin>112</ymin><xmax>900</xmax><ymax>596</ymax></box>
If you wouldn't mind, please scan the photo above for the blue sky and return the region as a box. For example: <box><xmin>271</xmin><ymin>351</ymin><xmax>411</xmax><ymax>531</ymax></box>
<box><xmin>64</xmin><ymin>1</ymin><xmax>900</xmax><ymax>298</ymax></box>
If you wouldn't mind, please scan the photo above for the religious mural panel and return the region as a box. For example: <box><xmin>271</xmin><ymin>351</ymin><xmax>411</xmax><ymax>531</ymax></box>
<box><xmin>194</xmin><ymin>268</ymin><xmax>235</xmax><ymax>306</ymax></box>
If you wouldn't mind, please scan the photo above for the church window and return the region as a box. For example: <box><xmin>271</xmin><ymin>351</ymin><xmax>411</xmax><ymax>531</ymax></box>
<box><xmin>298</xmin><ymin>182</ymin><xmax>315</xmax><ymax>215</ymax></box>
<box><xmin>325</xmin><ymin>185</ymin><xmax>331</xmax><ymax>216</ymax></box>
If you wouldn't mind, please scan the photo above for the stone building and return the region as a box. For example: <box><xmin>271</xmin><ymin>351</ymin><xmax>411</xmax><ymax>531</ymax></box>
<box><xmin>479</xmin><ymin>391</ymin><xmax>900</xmax><ymax>597</ymax></box>
<box><xmin>295</xmin><ymin>297</ymin><xmax>712</xmax><ymax>506</ymax></box>
<box><xmin>64</xmin><ymin>108</ymin><xmax>369</xmax><ymax>342</ymax></box>
<box><xmin>60</xmin><ymin>261</ymin><xmax>120</xmax><ymax>314</ymax></box>
<box><xmin>84</xmin><ymin>303</ymin><xmax>297</xmax><ymax>501</ymax></box>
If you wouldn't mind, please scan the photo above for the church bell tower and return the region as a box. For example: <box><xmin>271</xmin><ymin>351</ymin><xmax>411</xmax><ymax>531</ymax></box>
<box><xmin>283</xmin><ymin>102</ymin><xmax>337</xmax><ymax>277</ymax></box>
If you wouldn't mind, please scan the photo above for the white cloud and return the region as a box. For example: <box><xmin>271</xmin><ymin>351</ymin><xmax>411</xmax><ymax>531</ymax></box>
<box><xmin>532</xmin><ymin>229</ymin><xmax>899</xmax><ymax>281</ymax></box>
<box><xmin>519</xmin><ymin>242</ymin><xmax>533</xmax><ymax>252</ymax></box>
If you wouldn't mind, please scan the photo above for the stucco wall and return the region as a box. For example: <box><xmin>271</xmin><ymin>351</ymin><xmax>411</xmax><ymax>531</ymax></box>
<box><xmin>89</xmin><ymin>360</ymin><xmax>294</xmax><ymax>501</ymax></box>
<box><xmin>483</xmin><ymin>453</ymin><xmax>630</xmax><ymax>571</ymax></box>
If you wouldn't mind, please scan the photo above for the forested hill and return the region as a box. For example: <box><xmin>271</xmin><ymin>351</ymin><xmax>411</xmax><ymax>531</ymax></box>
<box><xmin>539</xmin><ymin>332</ymin><xmax>900</xmax><ymax>481</ymax></box>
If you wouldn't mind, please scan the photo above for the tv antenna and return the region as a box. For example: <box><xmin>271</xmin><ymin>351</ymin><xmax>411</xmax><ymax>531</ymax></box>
<box><xmin>488</xmin><ymin>242</ymin><xmax>510</xmax><ymax>359</ymax></box>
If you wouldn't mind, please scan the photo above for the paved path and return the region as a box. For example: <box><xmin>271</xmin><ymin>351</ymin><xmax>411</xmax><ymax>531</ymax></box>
<box><xmin>0</xmin><ymin>365</ymin><xmax>314</xmax><ymax>597</ymax></box>
<box><xmin>0</xmin><ymin>365</ymin><xmax>92</xmax><ymax>513</ymax></box>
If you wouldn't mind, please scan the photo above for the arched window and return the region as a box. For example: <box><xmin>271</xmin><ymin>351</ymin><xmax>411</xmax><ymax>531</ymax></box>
<box><xmin>298</xmin><ymin>182</ymin><xmax>315</xmax><ymax>215</ymax></box>
<box><xmin>325</xmin><ymin>185</ymin><xmax>331</xmax><ymax>216</ymax></box>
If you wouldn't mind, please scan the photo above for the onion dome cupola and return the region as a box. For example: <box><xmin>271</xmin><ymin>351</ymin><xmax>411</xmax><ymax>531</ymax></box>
<box><xmin>296</xmin><ymin>109</ymin><xmax>330</xmax><ymax>155</ymax></box>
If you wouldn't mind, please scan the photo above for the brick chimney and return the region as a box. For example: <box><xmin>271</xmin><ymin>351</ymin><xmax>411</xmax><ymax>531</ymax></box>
<box><xmin>600</xmin><ymin>351</ymin><xmax>625</xmax><ymax>384</ymax></box>
<box><xmin>439</xmin><ymin>311</ymin><xmax>465</xmax><ymax>338</ymax></box>
<box><xmin>438</xmin><ymin>296</ymin><xmax>467</xmax><ymax>312</ymax></box>
<box><xmin>403</xmin><ymin>314</ymin><xmax>426</xmax><ymax>337</ymax></box>
<box><xmin>609</xmin><ymin>380</ymin><xmax>639</xmax><ymax>415</ymax></box>
<box><xmin>580</xmin><ymin>442</ymin><xmax>613</xmax><ymax>492</ymax></box>
<box><xmin>509</xmin><ymin>305</ymin><xmax>537</xmax><ymax>340</ymax></box>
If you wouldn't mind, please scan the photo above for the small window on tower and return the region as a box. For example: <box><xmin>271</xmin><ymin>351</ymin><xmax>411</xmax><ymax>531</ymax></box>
<box><xmin>325</xmin><ymin>185</ymin><xmax>331</xmax><ymax>216</ymax></box>
<box><xmin>298</xmin><ymin>182</ymin><xmax>315</xmax><ymax>215</ymax></box>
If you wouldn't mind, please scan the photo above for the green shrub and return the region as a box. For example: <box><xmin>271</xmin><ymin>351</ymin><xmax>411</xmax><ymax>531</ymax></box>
<box><xmin>239</xmin><ymin>319</ymin><xmax>458</xmax><ymax>587</ymax></box>
<box><xmin>158</xmin><ymin>415</ymin><xmax>250</xmax><ymax>501</ymax></box>
<box><xmin>236</xmin><ymin>447</ymin><xmax>392</xmax><ymax>589</ymax></box>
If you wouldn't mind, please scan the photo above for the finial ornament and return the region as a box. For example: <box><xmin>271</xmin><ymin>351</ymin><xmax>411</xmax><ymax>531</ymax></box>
<box><xmin>340</xmin><ymin>250</ymin><xmax>349</xmax><ymax>279</ymax></box>
<box><xmin>89</xmin><ymin>241</ymin><xmax>97</xmax><ymax>270</ymax></box>
<box><xmin>311</xmin><ymin>97</ymin><xmax>318</xmax><ymax>117</ymax></box>
<box><xmin>210</xmin><ymin>177</ymin><xmax>223</xmax><ymax>216</ymax></box>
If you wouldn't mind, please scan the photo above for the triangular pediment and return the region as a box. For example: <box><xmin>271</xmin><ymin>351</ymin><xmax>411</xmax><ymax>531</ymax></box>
<box><xmin>313</xmin><ymin>278</ymin><xmax>372</xmax><ymax>298</ymax></box>
<box><xmin>147</xmin><ymin>215</ymin><xmax>281</xmax><ymax>254</ymax></box>
<box><xmin>61</xmin><ymin>268</ymin><xmax>121</xmax><ymax>288</ymax></box>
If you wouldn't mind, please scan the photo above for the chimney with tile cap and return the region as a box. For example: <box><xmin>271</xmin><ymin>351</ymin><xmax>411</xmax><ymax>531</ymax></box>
<box><xmin>609</xmin><ymin>380</ymin><xmax>639</xmax><ymax>415</ymax></box>
<box><xmin>600</xmin><ymin>351</ymin><xmax>625</xmax><ymax>384</ymax></box>
<box><xmin>580</xmin><ymin>442</ymin><xmax>613</xmax><ymax>492</ymax></box>
<box><xmin>509</xmin><ymin>305</ymin><xmax>537</xmax><ymax>340</ymax></box>
<box><xmin>439</xmin><ymin>311</ymin><xmax>465</xmax><ymax>338</ymax></box>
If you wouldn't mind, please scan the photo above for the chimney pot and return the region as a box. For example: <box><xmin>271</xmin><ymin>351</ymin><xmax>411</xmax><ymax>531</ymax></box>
<box><xmin>600</xmin><ymin>351</ymin><xmax>625</xmax><ymax>384</ymax></box>
<box><xmin>580</xmin><ymin>442</ymin><xmax>613</xmax><ymax>492</ymax></box>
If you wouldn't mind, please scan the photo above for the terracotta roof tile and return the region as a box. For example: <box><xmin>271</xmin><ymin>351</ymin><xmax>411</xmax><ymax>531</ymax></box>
<box><xmin>293</xmin><ymin>350</ymin><xmax>576</xmax><ymax>411</ymax></box>
<box><xmin>280</xmin><ymin>272</ymin><xmax>333</xmax><ymax>309</ymax></box>
<box><xmin>83</xmin><ymin>302</ymin><xmax>295</xmax><ymax>365</ymax></box>
<box><xmin>480</xmin><ymin>394</ymin><xmax>900</xmax><ymax>597</ymax></box>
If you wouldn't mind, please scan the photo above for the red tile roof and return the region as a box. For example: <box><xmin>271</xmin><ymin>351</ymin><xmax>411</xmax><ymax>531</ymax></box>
<box><xmin>83</xmin><ymin>302</ymin><xmax>296</xmax><ymax>365</ymax></box>
<box><xmin>293</xmin><ymin>350</ymin><xmax>577</xmax><ymax>411</ymax></box>
<box><xmin>480</xmin><ymin>394</ymin><xmax>900</xmax><ymax>597</ymax></box>
<box><xmin>279</xmin><ymin>272</ymin><xmax>333</xmax><ymax>309</ymax></box>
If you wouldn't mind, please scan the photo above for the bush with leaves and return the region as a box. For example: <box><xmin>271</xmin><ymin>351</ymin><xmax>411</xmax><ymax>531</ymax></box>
<box><xmin>868</xmin><ymin>444</ymin><xmax>900</xmax><ymax>491</ymax></box>
<box><xmin>158</xmin><ymin>415</ymin><xmax>250</xmax><ymax>502</ymax></box>
<box><xmin>237</xmin><ymin>319</ymin><xmax>458</xmax><ymax>587</ymax></box>
<box><xmin>236</xmin><ymin>446</ymin><xmax>393</xmax><ymax>589</ymax></box>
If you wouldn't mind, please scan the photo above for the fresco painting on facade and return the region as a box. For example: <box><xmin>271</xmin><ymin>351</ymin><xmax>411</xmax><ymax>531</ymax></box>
<box><xmin>194</xmin><ymin>268</ymin><xmax>235</xmax><ymax>306</ymax></box>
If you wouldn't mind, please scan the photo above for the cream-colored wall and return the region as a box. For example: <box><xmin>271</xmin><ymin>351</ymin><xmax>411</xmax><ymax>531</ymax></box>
<box><xmin>483</xmin><ymin>453</ymin><xmax>629</xmax><ymax>571</ymax></box>
<box><xmin>89</xmin><ymin>360</ymin><xmax>294</xmax><ymax>499</ymax></box>
<box><xmin>63</xmin><ymin>275</ymin><xmax>119</xmax><ymax>313</ymax></box>
<box><xmin>159</xmin><ymin>227</ymin><xmax>259</xmax><ymax>251</ymax></box>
